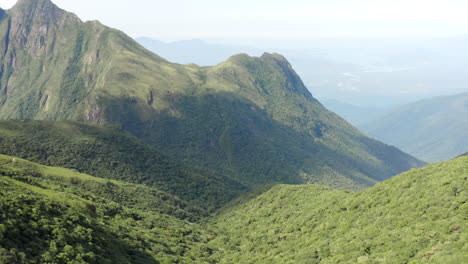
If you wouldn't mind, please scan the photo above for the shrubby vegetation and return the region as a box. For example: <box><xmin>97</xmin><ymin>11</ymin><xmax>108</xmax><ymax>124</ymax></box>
<box><xmin>1</xmin><ymin>154</ymin><xmax>465</xmax><ymax>263</ymax></box>
<box><xmin>0</xmin><ymin>155</ymin><xmax>216</xmax><ymax>263</ymax></box>
<box><xmin>208</xmin><ymin>156</ymin><xmax>468</xmax><ymax>263</ymax></box>
<box><xmin>0</xmin><ymin>120</ymin><xmax>247</xmax><ymax>210</ymax></box>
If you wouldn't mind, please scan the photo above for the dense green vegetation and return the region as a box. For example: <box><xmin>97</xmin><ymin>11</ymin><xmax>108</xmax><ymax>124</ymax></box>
<box><xmin>0</xmin><ymin>0</ymin><xmax>424</xmax><ymax>191</ymax></box>
<box><xmin>363</xmin><ymin>92</ymin><xmax>468</xmax><ymax>162</ymax></box>
<box><xmin>1</xmin><ymin>154</ymin><xmax>466</xmax><ymax>263</ymax></box>
<box><xmin>0</xmin><ymin>154</ymin><xmax>217</xmax><ymax>264</ymax></box>
<box><xmin>0</xmin><ymin>120</ymin><xmax>246</xmax><ymax>210</ymax></box>
<box><xmin>209</xmin><ymin>156</ymin><xmax>468</xmax><ymax>263</ymax></box>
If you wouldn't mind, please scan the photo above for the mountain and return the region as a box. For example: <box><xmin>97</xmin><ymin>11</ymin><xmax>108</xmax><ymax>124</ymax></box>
<box><xmin>209</xmin><ymin>155</ymin><xmax>468</xmax><ymax>263</ymax></box>
<box><xmin>0</xmin><ymin>120</ymin><xmax>247</xmax><ymax>210</ymax></box>
<box><xmin>363</xmin><ymin>92</ymin><xmax>468</xmax><ymax>162</ymax></box>
<box><xmin>0</xmin><ymin>154</ymin><xmax>216</xmax><ymax>263</ymax></box>
<box><xmin>319</xmin><ymin>98</ymin><xmax>389</xmax><ymax>126</ymax></box>
<box><xmin>0</xmin><ymin>0</ymin><xmax>424</xmax><ymax>190</ymax></box>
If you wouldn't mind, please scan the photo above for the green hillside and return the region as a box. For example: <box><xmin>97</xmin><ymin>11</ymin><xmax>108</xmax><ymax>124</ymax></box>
<box><xmin>209</xmin><ymin>156</ymin><xmax>468</xmax><ymax>263</ymax></box>
<box><xmin>0</xmin><ymin>120</ymin><xmax>246</xmax><ymax>210</ymax></box>
<box><xmin>0</xmin><ymin>0</ymin><xmax>423</xmax><ymax>190</ymax></box>
<box><xmin>2</xmin><ymin>154</ymin><xmax>464</xmax><ymax>264</ymax></box>
<box><xmin>363</xmin><ymin>92</ymin><xmax>468</xmax><ymax>162</ymax></box>
<box><xmin>0</xmin><ymin>155</ymin><xmax>216</xmax><ymax>264</ymax></box>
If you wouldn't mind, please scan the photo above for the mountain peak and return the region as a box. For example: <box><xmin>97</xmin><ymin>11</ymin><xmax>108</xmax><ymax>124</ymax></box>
<box><xmin>9</xmin><ymin>0</ymin><xmax>69</xmax><ymax>23</ymax></box>
<box><xmin>11</xmin><ymin>0</ymin><xmax>57</xmax><ymax>11</ymax></box>
<box><xmin>261</xmin><ymin>52</ymin><xmax>288</xmax><ymax>62</ymax></box>
<box><xmin>2</xmin><ymin>0</ymin><xmax>82</xmax><ymax>63</ymax></box>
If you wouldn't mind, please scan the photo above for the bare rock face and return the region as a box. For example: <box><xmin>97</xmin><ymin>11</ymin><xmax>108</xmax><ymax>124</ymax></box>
<box><xmin>9</xmin><ymin>0</ymin><xmax>79</xmax><ymax>56</ymax></box>
<box><xmin>0</xmin><ymin>0</ymin><xmax>86</xmax><ymax>119</ymax></box>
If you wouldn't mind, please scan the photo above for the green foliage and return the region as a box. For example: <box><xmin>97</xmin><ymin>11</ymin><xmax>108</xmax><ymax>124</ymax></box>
<box><xmin>0</xmin><ymin>155</ymin><xmax>217</xmax><ymax>263</ymax></box>
<box><xmin>0</xmin><ymin>120</ymin><xmax>247</xmax><ymax>210</ymax></box>
<box><xmin>58</xmin><ymin>29</ymin><xmax>86</xmax><ymax>113</ymax></box>
<box><xmin>0</xmin><ymin>142</ymin><xmax>465</xmax><ymax>263</ymax></box>
<box><xmin>209</xmin><ymin>156</ymin><xmax>468</xmax><ymax>263</ymax></box>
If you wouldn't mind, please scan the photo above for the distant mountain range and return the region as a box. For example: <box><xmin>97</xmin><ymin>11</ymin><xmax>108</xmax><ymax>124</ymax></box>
<box><xmin>0</xmin><ymin>0</ymin><xmax>423</xmax><ymax>195</ymax></box>
<box><xmin>363</xmin><ymin>92</ymin><xmax>468</xmax><ymax>162</ymax></box>
<box><xmin>135</xmin><ymin>37</ymin><xmax>262</xmax><ymax>66</ymax></box>
<box><xmin>318</xmin><ymin>98</ymin><xmax>389</xmax><ymax>126</ymax></box>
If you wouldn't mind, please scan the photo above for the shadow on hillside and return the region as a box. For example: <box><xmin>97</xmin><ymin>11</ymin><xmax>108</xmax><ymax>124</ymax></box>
<box><xmin>213</xmin><ymin>184</ymin><xmax>278</xmax><ymax>215</ymax></box>
<box><xmin>102</xmin><ymin>231</ymin><xmax>160</xmax><ymax>264</ymax></box>
<box><xmin>0</xmin><ymin>90</ymin><xmax>422</xmax><ymax>213</ymax></box>
<box><xmin>101</xmin><ymin>90</ymin><xmax>418</xmax><ymax>193</ymax></box>
<box><xmin>0</xmin><ymin>119</ymin><xmax>248</xmax><ymax>213</ymax></box>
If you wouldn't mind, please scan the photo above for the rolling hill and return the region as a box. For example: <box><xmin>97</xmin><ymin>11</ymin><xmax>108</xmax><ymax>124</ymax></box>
<box><xmin>209</xmin><ymin>155</ymin><xmax>468</xmax><ymax>263</ymax></box>
<box><xmin>0</xmin><ymin>154</ymin><xmax>216</xmax><ymax>263</ymax></box>
<box><xmin>0</xmin><ymin>0</ymin><xmax>424</xmax><ymax>191</ymax></box>
<box><xmin>1</xmin><ymin>154</ymin><xmax>465</xmax><ymax>263</ymax></box>
<box><xmin>363</xmin><ymin>92</ymin><xmax>468</xmax><ymax>162</ymax></box>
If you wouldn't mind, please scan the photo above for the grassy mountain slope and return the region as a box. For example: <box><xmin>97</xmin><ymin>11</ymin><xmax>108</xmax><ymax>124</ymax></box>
<box><xmin>0</xmin><ymin>154</ymin><xmax>217</xmax><ymax>264</ymax></box>
<box><xmin>0</xmin><ymin>0</ymin><xmax>423</xmax><ymax>190</ymax></box>
<box><xmin>209</xmin><ymin>156</ymin><xmax>468</xmax><ymax>263</ymax></box>
<box><xmin>363</xmin><ymin>92</ymin><xmax>468</xmax><ymax>162</ymax></box>
<box><xmin>0</xmin><ymin>120</ymin><xmax>247</xmax><ymax>210</ymax></box>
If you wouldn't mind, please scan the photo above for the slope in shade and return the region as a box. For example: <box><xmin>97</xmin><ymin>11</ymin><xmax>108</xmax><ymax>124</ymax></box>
<box><xmin>0</xmin><ymin>120</ymin><xmax>247</xmax><ymax>210</ymax></box>
<box><xmin>0</xmin><ymin>0</ymin><xmax>423</xmax><ymax>190</ymax></box>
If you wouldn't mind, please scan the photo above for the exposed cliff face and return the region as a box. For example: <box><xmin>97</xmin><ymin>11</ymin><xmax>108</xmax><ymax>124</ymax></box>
<box><xmin>9</xmin><ymin>0</ymin><xmax>75</xmax><ymax>54</ymax></box>
<box><xmin>0</xmin><ymin>0</ymin><xmax>425</xmax><ymax>189</ymax></box>
<box><xmin>0</xmin><ymin>0</ymin><xmax>83</xmax><ymax>119</ymax></box>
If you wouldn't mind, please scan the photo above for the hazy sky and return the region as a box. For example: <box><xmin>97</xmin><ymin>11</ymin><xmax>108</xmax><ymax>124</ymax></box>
<box><xmin>1</xmin><ymin>0</ymin><xmax>468</xmax><ymax>41</ymax></box>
